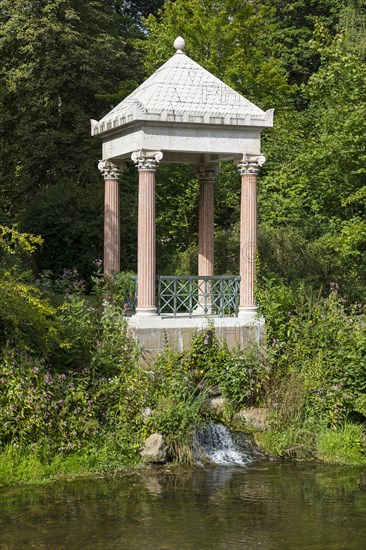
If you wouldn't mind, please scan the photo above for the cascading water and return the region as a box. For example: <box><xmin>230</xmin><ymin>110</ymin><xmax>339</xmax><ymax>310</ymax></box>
<box><xmin>194</xmin><ymin>423</ymin><xmax>263</xmax><ymax>466</ymax></box>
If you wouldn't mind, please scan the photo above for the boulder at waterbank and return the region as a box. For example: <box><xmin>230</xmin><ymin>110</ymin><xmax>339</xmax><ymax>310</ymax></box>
<box><xmin>140</xmin><ymin>433</ymin><xmax>167</xmax><ymax>463</ymax></box>
<box><xmin>206</xmin><ymin>396</ymin><xmax>228</xmax><ymax>417</ymax></box>
<box><xmin>235</xmin><ymin>408</ymin><xmax>269</xmax><ymax>431</ymax></box>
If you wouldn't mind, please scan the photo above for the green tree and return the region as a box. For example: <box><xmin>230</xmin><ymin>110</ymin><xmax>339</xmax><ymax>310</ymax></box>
<box><xmin>0</xmin><ymin>0</ymin><xmax>152</xmax><ymax>277</ymax></box>
<box><xmin>0</xmin><ymin>226</ymin><xmax>57</xmax><ymax>354</ymax></box>
<box><xmin>140</xmin><ymin>0</ymin><xmax>293</xmax><ymax>110</ymax></box>
<box><xmin>258</xmin><ymin>11</ymin><xmax>366</xmax><ymax>299</ymax></box>
<box><xmin>0</xmin><ymin>0</ymin><xmax>133</xmax><ymax>219</ymax></box>
<box><xmin>262</xmin><ymin>0</ymin><xmax>342</xmax><ymax>85</ymax></box>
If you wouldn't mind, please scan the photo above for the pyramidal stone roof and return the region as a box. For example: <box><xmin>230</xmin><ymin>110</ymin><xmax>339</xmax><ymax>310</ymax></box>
<box><xmin>91</xmin><ymin>37</ymin><xmax>273</xmax><ymax>136</ymax></box>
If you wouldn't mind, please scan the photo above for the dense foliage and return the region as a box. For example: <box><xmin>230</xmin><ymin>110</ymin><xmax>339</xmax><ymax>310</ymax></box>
<box><xmin>0</xmin><ymin>0</ymin><xmax>364</xmax><ymax>287</ymax></box>
<box><xmin>258</xmin><ymin>281</ymin><xmax>366</xmax><ymax>462</ymax></box>
<box><xmin>1</xmin><ymin>231</ymin><xmax>365</xmax><ymax>479</ymax></box>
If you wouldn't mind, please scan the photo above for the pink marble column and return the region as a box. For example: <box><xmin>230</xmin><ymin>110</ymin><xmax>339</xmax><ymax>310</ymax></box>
<box><xmin>197</xmin><ymin>163</ymin><xmax>217</xmax><ymax>277</ymax></box>
<box><xmin>131</xmin><ymin>150</ymin><xmax>163</xmax><ymax>316</ymax></box>
<box><xmin>237</xmin><ymin>154</ymin><xmax>265</xmax><ymax>319</ymax></box>
<box><xmin>98</xmin><ymin>160</ymin><xmax>122</xmax><ymax>276</ymax></box>
<box><xmin>195</xmin><ymin>164</ymin><xmax>218</xmax><ymax>313</ymax></box>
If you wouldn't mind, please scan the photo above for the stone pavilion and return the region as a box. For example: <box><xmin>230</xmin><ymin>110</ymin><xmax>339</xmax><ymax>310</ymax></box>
<box><xmin>92</xmin><ymin>37</ymin><xmax>274</xmax><ymax>351</ymax></box>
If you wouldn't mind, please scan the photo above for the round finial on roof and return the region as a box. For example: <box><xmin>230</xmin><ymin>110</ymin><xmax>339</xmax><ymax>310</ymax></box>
<box><xmin>174</xmin><ymin>36</ymin><xmax>186</xmax><ymax>54</ymax></box>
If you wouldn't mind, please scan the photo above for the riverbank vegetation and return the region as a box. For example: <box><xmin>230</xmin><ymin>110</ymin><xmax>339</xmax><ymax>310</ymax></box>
<box><xmin>0</xmin><ymin>228</ymin><xmax>365</xmax><ymax>486</ymax></box>
<box><xmin>1</xmin><ymin>0</ymin><xmax>366</xmax><ymax>484</ymax></box>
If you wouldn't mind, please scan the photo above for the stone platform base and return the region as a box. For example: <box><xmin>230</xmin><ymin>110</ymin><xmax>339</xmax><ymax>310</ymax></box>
<box><xmin>127</xmin><ymin>314</ymin><xmax>265</xmax><ymax>353</ymax></box>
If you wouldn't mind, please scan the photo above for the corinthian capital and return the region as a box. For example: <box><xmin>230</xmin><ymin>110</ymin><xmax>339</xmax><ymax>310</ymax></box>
<box><xmin>237</xmin><ymin>154</ymin><xmax>265</xmax><ymax>176</ymax></box>
<box><xmin>131</xmin><ymin>150</ymin><xmax>163</xmax><ymax>172</ymax></box>
<box><xmin>98</xmin><ymin>159</ymin><xmax>121</xmax><ymax>179</ymax></box>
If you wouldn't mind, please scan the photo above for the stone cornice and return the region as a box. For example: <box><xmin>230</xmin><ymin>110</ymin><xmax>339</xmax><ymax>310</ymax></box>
<box><xmin>98</xmin><ymin>159</ymin><xmax>123</xmax><ymax>179</ymax></box>
<box><xmin>237</xmin><ymin>154</ymin><xmax>265</xmax><ymax>176</ymax></box>
<box><xmin>91</xmin><ymin>108</ymin><xmax>274</xmax><ymax>136</ymax></box>
<box><xmin>131</xmin><ymin>150</ymin><xmax>163</xmax><ymax>172</ymax></box>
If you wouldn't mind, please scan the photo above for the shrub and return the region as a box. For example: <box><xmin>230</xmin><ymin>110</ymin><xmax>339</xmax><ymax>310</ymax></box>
<box><xmin>181</xmin><ymin>324</ymin><xmax>227</xmax><ymax>376</ymax></box>
<box><xmin>146</xmin><ymin>391</ymin><xmax>207</xmax><ymax>465</ymax></box>
<box><xmin>208</xmin><ymin>345</ymin><xmax>269</xmax><ymax>410</ymax></box>
<box><xmin>261</xmin><ymin>422</ymin><xmax>318</xmax><ymax>460</ymax></box>
<box><xmin>0</xmin><ymin>226</ymin><xmax>58</xmax><ymax>354</ymax></box>
<box><xmin>0</xmin><ymin>274</ymin><xmax>57</xmax><ymax>355</ymax></box>
<box><xmin>261</xmin><ymin>282</ymin><xmax>366</xmax><ymax>424</ymax></box>
<box><xmin>0</xmin><ymin>302</ymin><xmax>147</xmax><ymax>456</ymax></box>
<box><xmin>54</xmin><ymin>295</ymin><xmax>97</xmax><ymax>368</ymax></box>
<box><xmin>258</xmin><ymin>281</ymin><xmax>366</xmax><ymax>462</ymax></box>
<box><xmin>141</xmin><ymin>341</ymin><xmax>216</xmax><ymax>464</ymax></box>
<box><xmin>92</xmin><ymin>266</ymin><xmax>136</xmax><ymax>311</ymax></box>
<box><xmin>316</xmin><ymin>424</ymin><xmax>366</xmax><ymax>465</ymax></box>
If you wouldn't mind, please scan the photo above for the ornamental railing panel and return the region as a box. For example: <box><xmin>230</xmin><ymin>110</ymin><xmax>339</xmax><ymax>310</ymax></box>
<box><xmin>157</xmin><ymin>276</ymin><xmax>240</xmax><ymax>317</ymax></box>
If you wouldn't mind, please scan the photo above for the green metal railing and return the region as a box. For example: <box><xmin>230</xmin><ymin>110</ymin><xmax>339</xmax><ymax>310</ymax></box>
<box><xmin>125</xmin><ymin>275</ymin><xmax>240</xmax><ymax>317</ymax></box>
<box><xmin>157</xmin><ymin>276</ymin><xmax>240</xmax><ymax>317</ymax></box>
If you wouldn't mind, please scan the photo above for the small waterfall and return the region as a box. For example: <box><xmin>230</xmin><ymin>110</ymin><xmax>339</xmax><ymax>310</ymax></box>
<box><xmin>194</xmin><ymin>423</ymin><xmax>262</xmax><ymax>466</ymax></box>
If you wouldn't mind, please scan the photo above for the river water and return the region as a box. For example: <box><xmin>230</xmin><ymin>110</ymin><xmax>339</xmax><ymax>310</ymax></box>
<box><xmin>1</xmin><ymin>461</ymin><xmax>366</xmax><ymax>549</ymax></box>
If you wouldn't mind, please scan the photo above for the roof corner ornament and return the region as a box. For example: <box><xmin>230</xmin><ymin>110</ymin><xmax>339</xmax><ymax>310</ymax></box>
<box><xmin>131</xmin><ymin>150</ymin><xmax>163</xmax><ymax>172</ymax></box>
<box><xmin>237</xmin><ymin>154</ymin><xmax>266</xmax><ymax>176</ymax></box>
<box><xmin>174</xmin><ymin>36</ymin><xmax>186</xmax><ymax>55</ymax></box>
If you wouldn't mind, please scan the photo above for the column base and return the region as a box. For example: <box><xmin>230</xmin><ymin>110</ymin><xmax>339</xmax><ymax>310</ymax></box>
<box><xmin>237</xmin><ymin>306</ymin><xmax>258</xmax><ymax>323</ymax></box>
<box><xmin>191</xmin><ymin>303</ymin><xmax>212</xmax><ymax>316</ymax></box>
<box><xmin>133</xmin><ymin>307</ymin><xmax>158</xmax><ymax>317</ymax></box>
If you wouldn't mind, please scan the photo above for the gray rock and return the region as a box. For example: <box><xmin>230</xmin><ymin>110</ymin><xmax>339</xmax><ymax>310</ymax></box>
<box><xmin>235</xmin><ymin>407</ymin><xmax>269</xmax><ymax>431</ymax></box>
<box><xmin>142</xmin><ymin>407</ymin><xmax>153</xmax><ymax>422</ymax></box>
<box><xmin>140</xmin><ymin>433</ymin><xmax>167</xmax><ymax>463</ymax></box>
<box><xmin>206</xmin><ymin>396</ymin><xmax>228</xmax><ymax>416</ymax></box>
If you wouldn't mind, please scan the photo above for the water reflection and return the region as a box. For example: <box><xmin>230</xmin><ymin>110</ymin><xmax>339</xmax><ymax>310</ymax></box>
<box><xmin>1</xmin><ymin>462</ymin><xmax>366</xmax><ymax>549</ymax></box>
